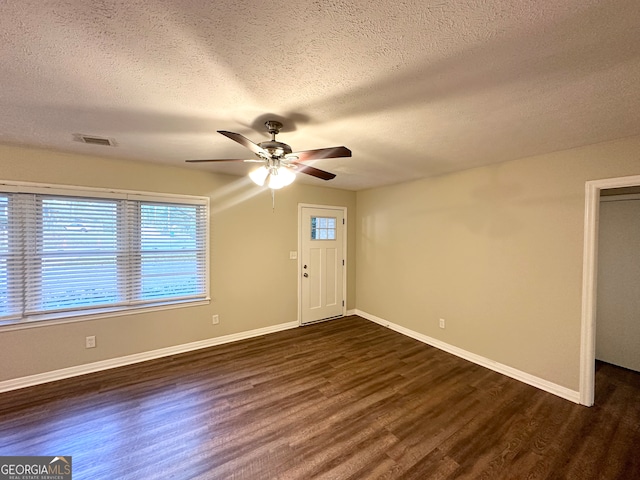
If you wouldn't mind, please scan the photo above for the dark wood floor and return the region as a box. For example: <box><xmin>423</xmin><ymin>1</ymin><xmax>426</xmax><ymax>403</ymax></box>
<box><xmin>1</xmin><ymin>316</ymin><xmax>639</xmax><ymax>479</ymax></box>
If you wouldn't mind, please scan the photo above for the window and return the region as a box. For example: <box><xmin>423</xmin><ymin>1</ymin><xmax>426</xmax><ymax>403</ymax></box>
<box><xmin>0</xmin><ymin>182</ymin><xmax>209</xmax><ymax>326</ymax></box>
<box><xmin>0</xmin><ymin>197</ymin><xmax>10</xmax><ymax>317</ymax></box>
<box><xmin>311</xmin><ymin>216</ymin><xmax>336</xmax><ymax>240</ymax></box>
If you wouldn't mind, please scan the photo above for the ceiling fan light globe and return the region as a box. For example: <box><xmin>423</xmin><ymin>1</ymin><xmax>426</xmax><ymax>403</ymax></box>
<box><xmin>249</xmin><ymin>166</ymin><xmax>269</xmax><ymax>186</ymax></box>
<box><xmin>267</xmin><ymin>167</ymin><xmax>296</xmax><ymax>190</ymax></box>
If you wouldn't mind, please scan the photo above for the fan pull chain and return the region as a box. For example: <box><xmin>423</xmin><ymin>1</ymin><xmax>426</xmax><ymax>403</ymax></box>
<box><xmin>272</xmin><ymin>188</ymin><xmax>276</xmax><ymax>212</ymax></box>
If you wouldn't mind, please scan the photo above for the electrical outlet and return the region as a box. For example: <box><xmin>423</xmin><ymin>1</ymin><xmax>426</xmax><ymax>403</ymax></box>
<box><xmin>85</xmin><ymin>335</ymin><xmax>96</xmax><ymax>348</ymax></box>
<box><xmin>439</xmin><ymin>318</ymin><xmax>445</xmax><ymax>329</ymax></box>
<box><xmin>289</xmin><ymin>251</ymin><xmax>298</xmax><ymax>260</ymax></box>
<box><xmin>212</xmin><ymin>315</ymin><xmax>219</xmax><ymax>325</ymax></box>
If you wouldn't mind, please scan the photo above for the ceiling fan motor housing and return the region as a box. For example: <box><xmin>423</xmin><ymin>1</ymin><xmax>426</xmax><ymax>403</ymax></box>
<box><xmin>258</xmin><ymin>140</ymin><xmax>293</xmax><ymax>158</ymax></box>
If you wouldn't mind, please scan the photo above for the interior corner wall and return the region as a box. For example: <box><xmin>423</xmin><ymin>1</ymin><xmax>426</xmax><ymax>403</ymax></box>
<box><xmin>355</xmin><ymin>135</ymin><xmax>640</xmax><ymax>391</ymax></box>
<box><xmin>0</xmin><ymin>144</ymin><xmax>356</xmax><ymax>383</ymax></box>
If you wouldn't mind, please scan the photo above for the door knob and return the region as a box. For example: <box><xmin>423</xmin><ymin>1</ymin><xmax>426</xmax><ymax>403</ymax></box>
<box><xmin>303</xmin><ymin>273</ymin><xmax>309</xmax><ymax>277</ymax></box>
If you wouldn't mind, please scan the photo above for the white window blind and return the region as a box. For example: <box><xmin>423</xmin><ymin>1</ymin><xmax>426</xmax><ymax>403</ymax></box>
<box><xmin>135</xmin><ymin>201</ymin><xmax>207</xmax><ymax>303</ymax></box>
<box><xmin>0</xmin><ymin>185</ymin><xmax>208</xmax><ymax>325</ymax></box>
<box><xmin>0</xmin><ymin>195</ymin><xmax>15</xmax><ymax>319</ymax></box>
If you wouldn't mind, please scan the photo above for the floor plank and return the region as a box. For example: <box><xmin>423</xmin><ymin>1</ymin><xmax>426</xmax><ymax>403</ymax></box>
<box><xmin>0</xmin><ymin>316</ymin><xmax>638</xmax><ymax>479</ymax></box>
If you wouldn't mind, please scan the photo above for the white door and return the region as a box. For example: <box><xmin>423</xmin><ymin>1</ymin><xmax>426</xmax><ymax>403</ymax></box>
<box><xmin>300</xmin><ymin>206</ymin><xmax>345</xmax><ymax>324</ymax></box>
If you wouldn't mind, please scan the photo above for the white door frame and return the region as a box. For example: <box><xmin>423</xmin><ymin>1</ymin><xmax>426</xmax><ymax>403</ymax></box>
<box><xmin>580</xmin><ymin>173</ymin><xmax>640</xmax><ymax>406</ymax></box>
<box><xmin>298</xmin><ymin>203</ymin><xmax>347</xmax><ymax>325</ymax></box>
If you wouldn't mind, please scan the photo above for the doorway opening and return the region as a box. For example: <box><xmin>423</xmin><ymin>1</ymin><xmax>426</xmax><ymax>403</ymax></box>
<box><xmin>580</xmin><ymin>174</ymin><xmax>640</xmax><ymax>406</ymax></box>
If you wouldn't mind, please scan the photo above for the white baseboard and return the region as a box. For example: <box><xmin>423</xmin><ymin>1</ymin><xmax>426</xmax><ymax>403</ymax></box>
<box><xmin>355</xmin><ymin>309</ymin><xmax>580</xmax><ymax>404</ymax></box>
<box><xmin>346</xmin><ymin>309</ymin><xmax>356</xmax><ymax>316</ymax></box>
<box><xmin>2</xmin><ymin>312</ymin><xmax>581</xmax><ymax>404</ymax></box>
<box><xmin>0</xmin><ymin>321</ymin><xmax>299</xmax><ymax>393</ymax></box>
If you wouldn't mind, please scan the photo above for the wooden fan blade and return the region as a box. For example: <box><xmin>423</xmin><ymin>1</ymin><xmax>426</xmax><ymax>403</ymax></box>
<box><xmin>288</xmin><ymin>146</ymin><xmax>351</xmax><ymax>162</ymax></box>
<box><xmin>295</xmin><ymin>164</ymin><xmax>336</xmax><ymax>181</ymax></box>
<box><xmin>185</xmin><ymin>158</ymin><xmax>250</xmax><ymax>163</ymax></box>
<box><xmin>218</xmin><ymin>130</ymin><xmax>266</xmax><ymax>156</ymax></box>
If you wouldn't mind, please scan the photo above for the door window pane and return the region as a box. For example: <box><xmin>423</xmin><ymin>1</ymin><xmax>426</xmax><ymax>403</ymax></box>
<box><xmin>311</xmin><ymin>216</ymin><xmax>336</xmax><ymax>240</ymax></box>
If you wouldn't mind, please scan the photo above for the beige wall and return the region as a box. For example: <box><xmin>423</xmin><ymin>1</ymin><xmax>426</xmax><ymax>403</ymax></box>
<box><xmin>596</xmin><ymin>197</ymin><xmax>640</xmax><ymax>372</ymax></box>
<box><xmin>356</xmin><ymin>135</ymin><xmax>640</xmax><ymax>391</ymax></box>
<box><xmin>4</xmin><ymin>134</ymin><xmax>640</xmax><ymax>391</ymax></box>
<box><xmin>0</xmin><ymin>144</ymin><xmax>356</xmax><ymax>381</ymax></box>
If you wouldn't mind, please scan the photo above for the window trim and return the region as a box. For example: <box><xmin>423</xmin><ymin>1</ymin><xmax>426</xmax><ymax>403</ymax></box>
<box><xmin>0</xmin><ymin>180</ymin><xmax>210</xmax><ymax>331</ymax></box>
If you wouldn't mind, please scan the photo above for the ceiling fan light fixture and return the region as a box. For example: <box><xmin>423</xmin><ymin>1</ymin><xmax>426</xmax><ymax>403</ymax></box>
<box><xmin>249</xmin><ymin>165</ymin><xmax>296</xmax><ymax>189</ymax></box>
<box><xmin>249</xmin><ymin>166</ymin><xmax>270</xmax><ymax>186</ymax></box>
<box><xmin>267</xmin><ymin>166</ymin><xmax>296</xmax><ymax>190</ymax></box>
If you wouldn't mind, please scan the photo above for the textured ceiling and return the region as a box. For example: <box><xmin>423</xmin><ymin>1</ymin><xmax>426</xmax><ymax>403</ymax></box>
<box><xmin>1</xmin><ymin>0</ymin><xmax>640</xmax><ymax>190</ymax></box>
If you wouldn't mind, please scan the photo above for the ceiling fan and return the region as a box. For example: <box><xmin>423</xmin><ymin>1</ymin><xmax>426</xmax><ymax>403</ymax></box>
<box><xmin>186</xmin><ymin>120</ymin><xmax>351</xmax><ymax>189</ymax></box>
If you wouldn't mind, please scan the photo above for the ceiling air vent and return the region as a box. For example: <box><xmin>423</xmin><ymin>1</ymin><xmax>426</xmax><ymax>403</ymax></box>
<box><xmin>73</xmin><ymin>134</ymin><xmax>116</xmax><ymax>146</ymax></box>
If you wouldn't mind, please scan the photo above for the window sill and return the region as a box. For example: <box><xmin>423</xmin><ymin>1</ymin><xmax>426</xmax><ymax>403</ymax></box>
<box><xmin>0</xmin><ymin>298</ymin><xmax>211</xmax><ymax>332</ymax></box>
